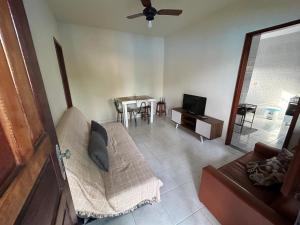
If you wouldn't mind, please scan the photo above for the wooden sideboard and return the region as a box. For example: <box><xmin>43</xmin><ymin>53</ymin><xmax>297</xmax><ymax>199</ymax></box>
<box><xmin>171</xmin><ymin>107</ymin><xmax>224</xmax><ymax>141</ymax></box>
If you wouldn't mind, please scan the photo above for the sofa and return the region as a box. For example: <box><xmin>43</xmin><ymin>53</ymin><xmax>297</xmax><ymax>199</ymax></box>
<box><xmin>56</xmin><ymin>107</ymin><xmax>163</xmax><ymax>219</ymax></box>
<box><xmin>199</xmin><ymin>142</ymin><xmax>300</xmax><ymax>225</ymax></box>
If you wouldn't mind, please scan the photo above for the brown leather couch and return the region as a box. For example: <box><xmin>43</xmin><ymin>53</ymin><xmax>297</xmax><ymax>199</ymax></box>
<box><xmin>199</xmin><ymin>142</ymin><xmax>300</xmax><ymax>225</ymax></box>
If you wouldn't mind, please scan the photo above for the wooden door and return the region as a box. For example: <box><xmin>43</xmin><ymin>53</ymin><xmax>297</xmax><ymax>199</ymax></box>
<box><xmin>0</xmin><ymin>0</ymin><xmax>77</xmax><ymax>225</ymax></box>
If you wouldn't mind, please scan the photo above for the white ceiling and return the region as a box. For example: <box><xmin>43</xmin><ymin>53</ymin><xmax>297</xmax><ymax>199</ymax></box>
<box><xmin>47</xmin><ymin>0</ymin><xmax>239</xmax><ymax>36</ymax></box>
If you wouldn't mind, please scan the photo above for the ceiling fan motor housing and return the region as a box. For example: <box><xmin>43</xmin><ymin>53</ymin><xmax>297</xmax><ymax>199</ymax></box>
<box><xmin>143</xmin><ymin>7</ymin><xmax>157</xmax><ymax>21</ymax></box>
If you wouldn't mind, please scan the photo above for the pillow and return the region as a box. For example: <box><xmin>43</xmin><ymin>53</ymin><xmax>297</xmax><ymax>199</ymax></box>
<box><xmin>88</xmin><ymin>131</ymin><xmax>109</xmax><ymax>172</ymax></box>
<box><xmin>91</xmin><ymin>120</ymin><xmax>108</xmax><ymax>146</ymax></box>
<box><xmin>246</xmin><ymin>148</ymin><xmax>293</xmax><ymax>186</ymax></box>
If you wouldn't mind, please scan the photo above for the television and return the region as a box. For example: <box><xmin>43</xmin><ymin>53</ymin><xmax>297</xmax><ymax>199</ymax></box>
<box><xmin>182</xmin><ymin>94</ymin><xmax>207</xmax><ymax>116</ymax></box>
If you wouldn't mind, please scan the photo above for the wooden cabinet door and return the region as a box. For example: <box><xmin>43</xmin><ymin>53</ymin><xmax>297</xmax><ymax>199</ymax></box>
<box><xmin>0</xmin><ymin>1</ymin><xmax>77</xmax><ymax>225</ymax></box>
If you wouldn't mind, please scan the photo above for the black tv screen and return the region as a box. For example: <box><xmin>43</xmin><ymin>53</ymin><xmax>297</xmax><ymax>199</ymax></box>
<box><xmin>182</xmin><ymin>94</ymin><xmax>207</xmax><ymax>115</ymax></box>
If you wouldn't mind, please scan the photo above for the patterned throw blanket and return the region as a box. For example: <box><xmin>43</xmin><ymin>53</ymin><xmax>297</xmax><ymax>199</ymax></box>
<box><xmin>246</xmin><ymin>148</ymin><xmax>294</xmax><ymax>186</ymax></box>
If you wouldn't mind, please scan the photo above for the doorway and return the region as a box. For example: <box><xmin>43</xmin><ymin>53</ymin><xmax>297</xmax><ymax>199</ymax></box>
<box><xmin>226</xmin><ymin>20</ymin><xmax>300</xmax><ymax>152</ymax></box>
<box><xmin>54</xmin><ymin>38</ymin><xmax>73</xmax><ymax>108</ymax></box>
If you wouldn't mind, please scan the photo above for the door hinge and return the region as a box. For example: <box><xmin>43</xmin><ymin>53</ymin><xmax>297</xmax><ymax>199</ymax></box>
<box><xmin>56</xmin><ymin>144</ymin><xmax>71</xmax><ymax>160</ymax></box>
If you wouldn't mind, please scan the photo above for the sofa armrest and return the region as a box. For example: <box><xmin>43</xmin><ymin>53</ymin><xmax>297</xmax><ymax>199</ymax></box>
<box><xmin>199</xmin><ymin>166</ymin><xmax>291</xmax><ymax>225</ymax></box>
<box><xmin>254</xmin><ymin>142</ymin><xmax>280</xmax><ymax>158</ymax></box>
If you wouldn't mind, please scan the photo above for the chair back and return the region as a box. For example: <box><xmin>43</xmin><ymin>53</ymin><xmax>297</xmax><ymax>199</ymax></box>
<box><xmin>114</xmin><ymin>99</ymin><xmax>122</xmax><ymax>113</ymax></box>
<box><xmin>140</xmin><ymin>101</ymin><xmax>147</xmax><ymax>108</ymax></box>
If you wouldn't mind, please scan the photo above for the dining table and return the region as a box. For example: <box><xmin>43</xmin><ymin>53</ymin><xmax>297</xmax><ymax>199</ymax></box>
<box><xmin>115</xmin><ymin>95</ymin><xmax>156</xmax><ymax>128</ymax></box>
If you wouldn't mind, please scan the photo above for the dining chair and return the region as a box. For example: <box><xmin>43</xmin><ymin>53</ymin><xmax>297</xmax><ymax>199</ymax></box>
<box><xmin>133</xmin><ymin>101</ymin><xmax>150</xmax><ymax>126</ymax></box>
<box><xmin>113</xmin><ymin>99</ymin><xmax>135</xmax><ymax>122</ymax></box>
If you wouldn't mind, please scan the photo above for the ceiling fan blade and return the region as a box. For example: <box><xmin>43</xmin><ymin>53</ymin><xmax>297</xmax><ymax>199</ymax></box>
<box><xmin>157</xmin><ymin>9</ymin><xmax>183</xmax><ymax>16</ymax></box>
<box><xmin>141</xmin><ymin>0</ymin><xmax>151</xmax><ymax>8</ymax></box>
<box><xmin>127</xmin><ymin>13</ymin><xmax>144</xmax><ymax>19</ymax></box>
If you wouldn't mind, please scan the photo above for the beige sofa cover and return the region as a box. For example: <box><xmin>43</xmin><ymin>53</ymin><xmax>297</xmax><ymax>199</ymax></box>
<box><xmin>56</xmin><ymin>107</ymin><xmax>162</xmax><ymax>218</ymax></box>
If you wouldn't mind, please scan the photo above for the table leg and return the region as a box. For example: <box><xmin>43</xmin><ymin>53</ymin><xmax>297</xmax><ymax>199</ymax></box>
<box><xmin>150</xmin><ymin>101</ymin><xmax>154</xmax><ymax>123</ymax></box>
<box><xmin>123</xmin><ymin>103</ymin><xmax>129</xmax><ymax>128</ymax></box>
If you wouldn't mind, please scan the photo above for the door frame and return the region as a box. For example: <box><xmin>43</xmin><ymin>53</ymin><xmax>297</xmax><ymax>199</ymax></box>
<box><xmin>53</xmin><ymin>38</ymin><xmax>73</xmax><ymax>108</ymax></box>
<box><xmin>225</xmin><ymin>18</ymin><xmax>300</xmax><ymax>146</ymax></box>
<box><xmin>283</xmin><ymin>100</ymin><xmax>300</xmax><ymax>148</ymax></box>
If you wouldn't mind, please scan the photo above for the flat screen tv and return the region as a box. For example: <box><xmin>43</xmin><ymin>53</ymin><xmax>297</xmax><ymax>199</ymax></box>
<box><xmin>182</xmin><ymin>94</ymin><xmax>207</xmax><ymax>116</ymax></box>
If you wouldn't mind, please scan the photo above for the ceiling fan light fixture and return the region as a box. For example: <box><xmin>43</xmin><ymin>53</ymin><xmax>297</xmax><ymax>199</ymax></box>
<box><xmin>126</xmin><ymin>0</ymin><xmax>183</xmax><ymax>28</ymax></box>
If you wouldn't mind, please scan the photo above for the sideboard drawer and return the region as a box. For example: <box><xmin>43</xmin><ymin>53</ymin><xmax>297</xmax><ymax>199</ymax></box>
<box><xmin>171</xmin><ymin>110</ymin><xmax>182</xmax><ymax>124</ymax></box>
<box><xmin>196</xmin><ymin>120</ymin><xmax>211</xmax><ymax>139</ymax></box>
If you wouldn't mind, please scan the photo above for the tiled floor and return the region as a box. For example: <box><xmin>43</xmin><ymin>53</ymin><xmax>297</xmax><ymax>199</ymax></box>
<box><xmin>231</xmin><ymin>115</ymin><xmax>290</xmax><ymax>152</ymax></box>
<box><xmin>90</xmin><ymin>117</ymin><xmax>244</xmax><ymax>225</ymax></box>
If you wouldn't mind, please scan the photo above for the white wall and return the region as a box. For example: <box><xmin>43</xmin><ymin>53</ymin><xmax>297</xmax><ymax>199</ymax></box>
<box><xmin>58</xmin><ymin>23</ymin><xmax>164</xmax><ymax>122</ymax></box>
<box><xmin>163</xmin><ymin>0</ymin><xmax>300</xmax><ymax>139</ymax></box>
<box><xmin>239</xmin><ymin>35</ymin><xmax>261</xmax><ymax>104</ymax></box>
<box><xmin>245</xmin><ymin>32</ymin><xmax>300</xmax><ymax>117</ymax></box>
<box><xmin>23</xmin><ymin>0</ymin><xmax>67</xmax><ymax>125</ymax></box>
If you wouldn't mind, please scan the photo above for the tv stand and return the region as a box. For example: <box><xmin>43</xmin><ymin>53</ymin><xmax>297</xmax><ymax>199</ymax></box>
<box><xmin>188</xmin><ymin>110</ymin><xmax>196</xmax><ymax>115</ymax></box>
<box><xmin>171</xmin><ymin>107</ymin><xmax>224</xmax><ymax>142</ymax></box>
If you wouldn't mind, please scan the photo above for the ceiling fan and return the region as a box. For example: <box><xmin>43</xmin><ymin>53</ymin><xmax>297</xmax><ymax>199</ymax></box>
<box><xmin>127</xmin><ymin>0</ymin><xmax>183</xmax><ymax>28</ymax></box>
